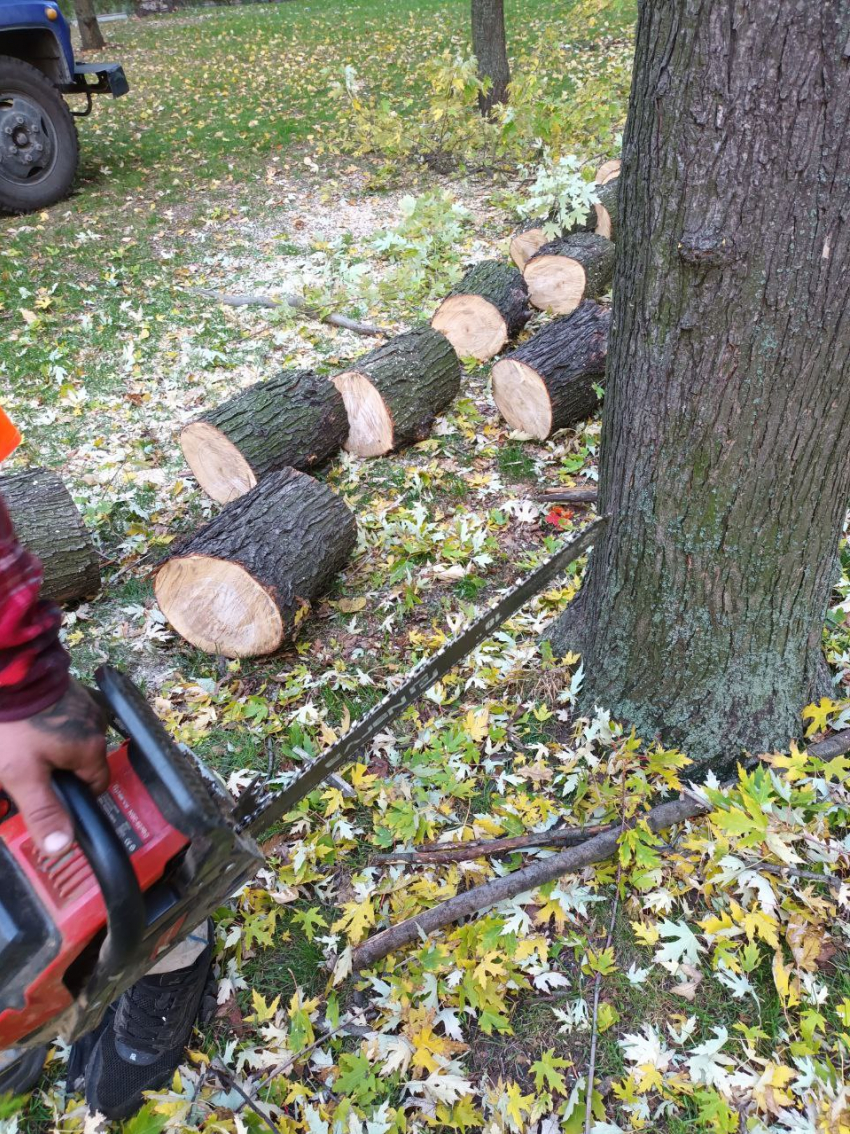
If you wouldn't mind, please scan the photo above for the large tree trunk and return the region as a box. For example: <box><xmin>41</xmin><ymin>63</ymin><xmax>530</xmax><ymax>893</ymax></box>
<box><xmin>471</xmin><ymin>0</ymin><xmax>510</xmax><ymax>117</ymax></box>
<box><xmin>549</xmin><ymin>2</ymin><xmax>850</xmax><ymax>769</ymax></box>
<box><xmin>73</xmin><ymin>0</ymin><xmax>105</xmax><ymax>50</ymax></box>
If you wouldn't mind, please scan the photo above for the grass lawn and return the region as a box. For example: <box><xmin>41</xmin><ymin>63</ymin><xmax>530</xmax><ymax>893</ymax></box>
<box><xmin>1</xmin><ymin>3</ymin><xmax>848</xmax><ymax>1132</ymax></box>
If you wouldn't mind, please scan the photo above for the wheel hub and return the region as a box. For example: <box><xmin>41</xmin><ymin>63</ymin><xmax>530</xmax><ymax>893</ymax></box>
<box><xmin>0</xmin><ymin>96</ymin><xmax>54</xmax><ymax>184</ymax></box>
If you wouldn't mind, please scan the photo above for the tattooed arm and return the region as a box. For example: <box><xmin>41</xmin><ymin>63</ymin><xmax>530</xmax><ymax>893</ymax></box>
<box><xmin>0</xmin><ymin>496</ymin><xmax>108</xmax><ymax>854</ymax></box>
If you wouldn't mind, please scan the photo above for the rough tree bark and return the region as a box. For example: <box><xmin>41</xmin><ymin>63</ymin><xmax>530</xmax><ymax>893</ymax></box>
<box><xmin>471</xmin><ymin>0</ymin><xmax>510</xmax><ymax>117</ymax></box>
<box><xmin>73</xmin><ymin>0</ymin><xmax>104</xmax><ymax>50</ymax></box>
<box><xmin>548</xmin><ymin>1</ymin><xmax>850</xmax><ymax>768</ymax></box>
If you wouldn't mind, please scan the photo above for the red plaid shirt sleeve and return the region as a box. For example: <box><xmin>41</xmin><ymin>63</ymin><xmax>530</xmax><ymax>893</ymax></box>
<box><xmin>0</xmin><ymin>494</ymin><xmax>70</xmax><ymax>722</ymax></box>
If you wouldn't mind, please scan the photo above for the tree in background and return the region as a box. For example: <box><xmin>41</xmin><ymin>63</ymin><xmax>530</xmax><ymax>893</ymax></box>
<box><xmin>550</xmin><ymin>1</ymin><xmax>850</xmax><ymax>769</ymax></box>
<box><xmin>471</xmin><ymin>0</ymin><xmax>510</xmax><ymax>117</ymax></box>
<box><xmin>73</xmin><ymin>0</ymin><xmax>104</xmax><ymax>51</ymax></box>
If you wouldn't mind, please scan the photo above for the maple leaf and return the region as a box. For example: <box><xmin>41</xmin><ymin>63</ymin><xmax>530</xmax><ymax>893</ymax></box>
<box><xmin>685</xmin><ymin>1028</ymin><xmax>735</xmax><ymax>1089</ymax></box>
<box><xmin>653</xmin><ymin>919</ymin><xmax>704</xmax><ymax>970</ymax></box>
<box><xmin>802</xmin><ymin>697</ymin><xmax>839</xmax><ymax>737</ymax></box>
<box><xmin>530</xmin><ymin>1049</ymin><xmax>570</xmax><ymax>1093</ymax></box>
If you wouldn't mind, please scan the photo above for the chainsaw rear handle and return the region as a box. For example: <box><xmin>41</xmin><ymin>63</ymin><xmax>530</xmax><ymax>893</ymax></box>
<box><xmin>52</xmin><ymin>770</ymin><xmax>146</xmax><ymax>971</ymax></box>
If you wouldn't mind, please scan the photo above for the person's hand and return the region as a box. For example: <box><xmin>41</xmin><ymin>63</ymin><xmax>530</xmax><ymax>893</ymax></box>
<box><xmin>0</xmin><ymin>679</ymin><xmax>108</xmax><ymax>855</ymax></box>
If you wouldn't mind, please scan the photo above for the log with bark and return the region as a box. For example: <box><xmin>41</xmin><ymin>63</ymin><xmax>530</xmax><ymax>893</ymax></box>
<box><xmin>154</xmin><ymin>469</ymin><xmax>357</xmax><ymax>658</ymax></box>
<box><xmin>492</xmin><ymin>301</ymin><xmax>610</xmax><ymax>438</ymax></box>
<box><xmin>0</xmin><ymin>468</ymin><xmax>100</xmax><ymax>603</ymax></box>
<box><xmin>523</xmin><ymin>233</ymin><xmax>616</xmax><ymax>314</ymax></box>
<box><xmin>180</xmin><ymin>370</ymin><xmax>348</xmax><ymax>504</ymax></box>
<box><xmin>595</xmin><ymin>158</ymin><xmax>621</xmax><ymax>185</ymax></box>
<box><xmin>331</xmin><ymin>327</ymin><xmax>460</xmax><ymax>458</ymax></box>
<box><xmin>430</xmin><ymin>261</ymin><xmax>531</xmax><ymax>361</ymax></box>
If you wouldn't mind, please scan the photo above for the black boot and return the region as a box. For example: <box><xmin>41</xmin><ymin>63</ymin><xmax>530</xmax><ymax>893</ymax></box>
<box><xmin>84</xmin><ymin>932</ymin><xmax>213</xmax><ymax>1121</ymax></box>
<box><xmin>0</xmin><ymin>1045</ymin><xmax>47</xmax><ymax>1097</ymax></box>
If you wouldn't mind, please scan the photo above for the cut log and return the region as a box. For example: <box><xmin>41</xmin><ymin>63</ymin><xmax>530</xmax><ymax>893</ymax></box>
<box><xmin>431</xmin><ymin>261</ymin><xmax>531</xmax><ymax>362</ymax></box>
<box><xmin>331</xmin><ymin>327</ymin><xmax>460</xmax><ymax>458</ymax></box>
<box><xmin>0</xmin><ymin>468</ymin><xmax>100</xmax><ymax>603</ymax></box>
<box><xmin>491</xmin><ymin>301</ymin><xmax>610</xmax><ymax>439</ymax></box>
<box><xmin>593</xmin><ymin>177</ymin><xmax>619</xmax><ymax>243</ymax></box>
<box><xmin>523</xmin><ymin>233</ymin><xmax>615</xmax><ymax>314</ymax></box>
<box><xmin>154</xmin><ymin>469</ymin><xmax>357</xmax><ymax>658</ymax></box>
<box><xmin>595</xmin><ymin>158</ymin><xmax>621</xmax><ymax>185</ymax></box>
<box><xmin>510</xmin><ymin>218</ymin><xmax>560</xmax><ymax>271</ymax></box>
<box><xmin>181</xmin><ymin>370</ymin><xmax>348</xmax><ymax>505</ymax></box>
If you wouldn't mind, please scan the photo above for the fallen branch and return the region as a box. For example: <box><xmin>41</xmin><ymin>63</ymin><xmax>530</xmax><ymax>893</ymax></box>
<box><xmin>537</xmin><ymin>486</ymin><xmax>598</xmax><ymax>505</ymax></box>
<box><xmin>808</xmin><ymin>726</ymin><xmax>850</xmax><ymax>760</ymax></box>
<box><xmin>351</xmin><ymin>795</ymin><xmax>707</xmax><ymax>973</ymax></box>
<box><xmin>370</xmin><ymin>822</ymin><xmax>618</xmax><ymax>865</ymax></box>
<box><xmin>190</xmin><ymin>288</ymin><xmax>389</xmax><ymax>337</ymax></box>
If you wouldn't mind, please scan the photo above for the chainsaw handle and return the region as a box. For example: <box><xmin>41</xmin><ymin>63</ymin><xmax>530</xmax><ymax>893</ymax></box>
<box><xmin>53</xmin><ymin>770</ymin><xmax>146</xmax><ymax>972</ymax></box>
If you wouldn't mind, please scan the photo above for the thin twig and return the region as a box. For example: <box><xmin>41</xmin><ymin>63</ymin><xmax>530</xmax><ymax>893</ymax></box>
<box><xmin>190</xmin><ymin>288</ymin><xmax>389</xmax><ymax>337</ymax></box>
<box><xmin>210</xmin><ymin>1058</ymin><xmax>281</xmax><ymax>1133</ymax></box>
<box><xmin>584</xmin><ymin>775</ymin><xmax>626</xmax><ymax>1134</ymax></box>
<box><xmin>370</xmin><ymin>822</ymin><xmax>617</xmax><ymax>865</ymax></box>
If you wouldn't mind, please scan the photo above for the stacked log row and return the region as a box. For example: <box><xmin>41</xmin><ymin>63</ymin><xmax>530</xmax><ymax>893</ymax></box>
<box><xmin>509</xmin><ymin>177</ymin><xmax>620</xmax><ymax>270</ymax></box>
<box><xmin>430</xmin><ymin>261</ymin><xmax>531</xmax><ymax>362</ymax></box>
<box><xmin>0</xmin><ymin>468</ymin><xmax>100</xmax><ymax>603</ymax></box>
<box><xmin>523</xmin><ymin>233</ymin><xmax>615</xmax><ymax>315</ymax></box>
<box><xmin>491</xmin><ymin>301</ymin><xmax>610</xmax><ymax>439</ymax></box>
<box><xmin>154</xmin><ymin>469</ymin><xmax>357</xmax><ymax>658</ymax></box>
<box><xmin>180</xmin><ymin>370</ymin><xmax>348</xmax><ymax>504</ymax></box>
<box><xmin>331</xmin><ymin>327</ymin><xmax>460</xmax><ymax>458</ymax></box>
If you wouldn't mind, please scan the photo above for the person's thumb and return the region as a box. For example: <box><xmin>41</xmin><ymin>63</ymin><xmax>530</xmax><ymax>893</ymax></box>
<box><xmin>12</xmin><ymin>768</ymin><xmax>74</xmax><ymax>857</ymax></box>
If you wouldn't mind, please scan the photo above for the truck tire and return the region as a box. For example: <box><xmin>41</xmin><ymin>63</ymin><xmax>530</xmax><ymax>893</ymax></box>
<box><xmin>0</xmin><ymin>56</ymin><xmax>78</xmax><ymax>213</ymax></box>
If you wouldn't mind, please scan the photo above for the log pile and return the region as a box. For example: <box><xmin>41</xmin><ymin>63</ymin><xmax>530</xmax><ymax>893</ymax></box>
<box><xmin>593</xmin><ymin>178</ymin><xmax>618</xmax><ymax>243</ymax></box>
<box><xmin>430</xmin><ymin>261</ymin><xmax>531</xmax><ymax>362</ymax></box>
<box><xmin>491</xmin><ymin>301</ymin><xmax>610</xmax><ymax>439</ymax></box>
<box><xmin>154</xmin><ymin>469</ymin><xmax>357</xmax><ymax>658</ymax></box>
<box><xmin>0</xmin><ymin>468</ymin><xmax>100</xmax><ymax>603</ymax></box>
<box><xmin>181</xmin><ymin>370</ymin><xmax>348</xmax><ymax>504</ymax></box>
<box><xmin>523</xmin><ymin>232</ymin><xmax>615</xmax><ymax>314</ymax></box>
<box><xmin>331</xmin><ymin>327</ymin><xmax>460</xmax><ymax>457</ymax></box>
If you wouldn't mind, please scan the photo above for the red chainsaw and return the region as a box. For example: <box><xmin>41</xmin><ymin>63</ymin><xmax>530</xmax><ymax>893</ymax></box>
<box><xmin>0</xmin><ymin>521</ymin><xmax>600</xmax><ymax>1051</ymax></box>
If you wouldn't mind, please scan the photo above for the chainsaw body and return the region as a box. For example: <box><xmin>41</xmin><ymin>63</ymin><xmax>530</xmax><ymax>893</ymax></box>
<box><xmin>0</xmin><ymin>667</ymin><xmax>262</xmax><ymax>1050</ymax></box>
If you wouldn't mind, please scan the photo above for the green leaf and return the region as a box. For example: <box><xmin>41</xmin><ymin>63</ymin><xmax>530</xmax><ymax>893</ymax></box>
<box><xmin>530</xmin><ymin>1048</ymin><xmax>570</xmax><ymax>1093</ymax></box>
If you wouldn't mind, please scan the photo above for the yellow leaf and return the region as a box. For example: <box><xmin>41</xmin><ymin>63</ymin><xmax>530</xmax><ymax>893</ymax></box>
<box><xmin>802</xmin><ymin>697</ymin><xmax>838</xmax><ymax>737</ymax></box>
<box><xmin>631</xmin><ymin>920</ymin><xmax>660</xmax><ymax>948</ymax></box>
<box><xmin>332</xmin><ymin>897</ymin><xmax>376</xmax><ymax>943</ymax></box>
<box><xmin>337</xmin><ymin>597</ymin><xmax>367</xmax><ymax>613</ymax></box>
<box><xmin>464</xmin><ymin>706</ymin><xmax>489</xmax><ymax>743</ymax></box>
<box><xmin>772</xmin><ymin>951</ymin><xmax>800</xmax><ymax>1008</ymax></box>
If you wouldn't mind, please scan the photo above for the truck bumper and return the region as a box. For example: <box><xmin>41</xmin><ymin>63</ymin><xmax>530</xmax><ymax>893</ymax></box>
<box><xmin>69</xmin><ymin>62</ymin><xmax>129</xmax><ymax>98</ymax></box>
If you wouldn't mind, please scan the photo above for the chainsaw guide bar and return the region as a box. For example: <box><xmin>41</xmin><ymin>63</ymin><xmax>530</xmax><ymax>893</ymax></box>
<box><xmin>235</xmin><ymin>517</ymin><xmax>605</xmax><ymax>838</ymax></box>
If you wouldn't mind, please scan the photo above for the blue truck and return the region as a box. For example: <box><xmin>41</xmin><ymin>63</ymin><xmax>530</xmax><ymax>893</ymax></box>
<box><xmin>0</xmin><ymin>0</ymin><xmax>127</xmax><ymax>212</ymax></box>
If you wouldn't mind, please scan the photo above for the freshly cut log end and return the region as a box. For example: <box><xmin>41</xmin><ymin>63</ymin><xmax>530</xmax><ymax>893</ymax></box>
<box><xmin>180</xmin><ymin>369</ymin><xmax>348</xmax><ymax>504</ymax></box>
<box><xmin>524</xmin><ymin>233</ymin><xmax>615</xmax><ymax>315</ymax></box>
<box><xmin>510</xmin><ymin>220</ymin><xmax>552</xmax><ymax>270</ymax></box>
<box><xmin>331</xmin><ymin>326</ymin><xmax>460</xmax><ymax>458</ymax></box>
<box><xmin>593</xmin><ymin>178</ymin><xmax>619</xmax><ymax>242</ymax></box>
<box><xmin>0</xmin><ymin>468</ymin><xmax>100</xmax><ymax>603</ymax></box>
<box><xmin>431</xmin><ymin>261</ymin><xmax>531</xmax><ymax>362</ymax></box>
<box><xmin>492</xmin><ymin>300</ymin><xmax>610</xmax><ymax>439</ymax></box>
<box><xmin>154</xmin><ymin>468</ymin><xmax>357</xmax><ymax>658</ymax></box>
<box><xmin>595</xmin><ymin>158</ymin><xmax>621</xmax><ymax>185</ymax></box>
